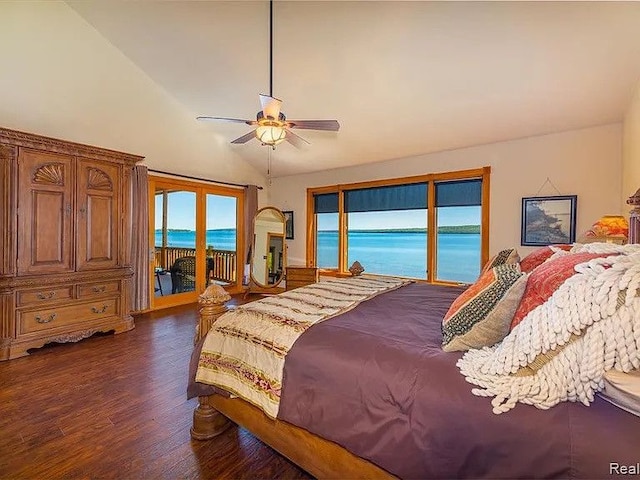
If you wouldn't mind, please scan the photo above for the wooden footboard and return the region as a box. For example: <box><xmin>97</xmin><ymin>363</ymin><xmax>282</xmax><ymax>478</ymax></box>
<box><xmin>190</xmin><ymin>285</ymin><xmax>394</xmax><ymax>479</ymax></box>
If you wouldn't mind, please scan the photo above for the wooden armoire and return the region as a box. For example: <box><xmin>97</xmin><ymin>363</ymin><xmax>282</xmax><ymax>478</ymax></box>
<box><xmin>0</xmin><ymin>127</ymin><xmax>143</xmax><ymax>360</ymax></box>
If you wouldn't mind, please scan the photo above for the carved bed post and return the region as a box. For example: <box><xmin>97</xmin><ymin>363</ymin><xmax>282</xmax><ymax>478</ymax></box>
<box><xmin>191</xmin><ymin>285</ymin><xmax>233</xmax><ymax>440</ymax></box>
<box><xmin>628</xmin><ymin>188</ymin><xmax>640</xmax><ymax>244</ymax></box>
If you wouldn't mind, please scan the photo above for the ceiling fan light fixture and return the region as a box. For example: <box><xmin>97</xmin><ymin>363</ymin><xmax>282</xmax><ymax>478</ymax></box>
<box><xmin>255</xmin><ymin>125</ymin><xmax>287</xmax><ymax>147</ymax></box>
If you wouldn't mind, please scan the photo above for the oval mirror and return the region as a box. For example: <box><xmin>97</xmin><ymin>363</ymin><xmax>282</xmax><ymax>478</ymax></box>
<box><xmin>249</xmin><ymin>207</ymin><xmax>286</xmax><ymax>290</ymax></box>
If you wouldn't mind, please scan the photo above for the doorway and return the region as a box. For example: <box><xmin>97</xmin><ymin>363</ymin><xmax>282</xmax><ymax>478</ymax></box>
<box><xmin>149</xmin><ymin>176</ymin><xmax>245</xmax><ymax>310</ymax></box>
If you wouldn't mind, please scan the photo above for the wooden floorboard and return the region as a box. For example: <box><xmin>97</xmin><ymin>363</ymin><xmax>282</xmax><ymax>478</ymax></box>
<box><xmin>0</xmin><ymin>297</ymin><xmax>313</xmax><ymax>480</ymax></box>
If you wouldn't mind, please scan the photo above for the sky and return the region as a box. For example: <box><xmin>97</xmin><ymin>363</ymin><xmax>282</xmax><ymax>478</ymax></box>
<box><xmin>156</xmin><ymin>192</ymin><xmax>481</xmax><ymax>231</ymax></box>
<box><xmin>155</xmin><ymin>191</ymin><xmax>237</xmax><ymax>230</ymax></box>
<box><xmin>318</xmin><ymin>206</ymin><xmax>481</xmax><ymax>230</ymax></box>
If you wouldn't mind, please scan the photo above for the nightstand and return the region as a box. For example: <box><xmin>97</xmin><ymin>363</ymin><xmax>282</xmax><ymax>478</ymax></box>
<box><xmin>285</xmin><ymin>266</ymin><xmax>319</xmax><ymax>291</ymax></box>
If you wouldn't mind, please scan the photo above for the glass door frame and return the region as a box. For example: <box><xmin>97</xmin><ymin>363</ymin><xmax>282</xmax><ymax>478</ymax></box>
<box><xmin>149</xmin><ymin>175</ymin><xmax>245</xmax><ymax>310</ymax></box>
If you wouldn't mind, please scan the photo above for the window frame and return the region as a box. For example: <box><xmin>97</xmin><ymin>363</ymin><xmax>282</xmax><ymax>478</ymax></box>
<box><xmin>306</xmin><ymin>167</ymin><xmax>491</xmax><ymax>284</ymax></box>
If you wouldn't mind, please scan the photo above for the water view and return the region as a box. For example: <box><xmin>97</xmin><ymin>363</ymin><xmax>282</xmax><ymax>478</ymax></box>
<box><xmin>156</xmin><ymin>228</ymin><xmax>481</xmax><ymax>284</ymax></box>
<box><xmin>319</xmin><ymin>230</ymin><xmax>480</xmax><ymax>283</ymax></box>
<box><xmin>154</xmin><ymin>229</ymin><xmax>237</xmax><ymax>251</ymax></box>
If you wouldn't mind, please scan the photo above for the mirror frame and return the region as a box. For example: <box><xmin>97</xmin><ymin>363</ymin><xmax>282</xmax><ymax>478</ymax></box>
<box><xmin>249</xmin><ymin>206</ymin><xmax>287</xmax><ymax>290</ymax></box>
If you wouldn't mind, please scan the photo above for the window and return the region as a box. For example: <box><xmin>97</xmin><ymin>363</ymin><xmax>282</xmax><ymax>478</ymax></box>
<box><xmin>313</xmin><ymin>192</ymin><xmax>339</xmax><ymax>269</ymax></box>
<box><xmin>434</xmin><ymin>180</ymin><xmax>483</xmax><ymax>283</ymax></box>
<box><xmin>307</xmin><ymin>168</ymin><xmax>490</xmax><ymax>284</ymax></box>
<box><xmin>345</xmin><ymin>183</ymin><xmax>428</xmax><ymax>278</ymax></box>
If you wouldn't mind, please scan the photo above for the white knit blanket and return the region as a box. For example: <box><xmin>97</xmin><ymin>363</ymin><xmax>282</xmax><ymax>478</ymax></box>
<box><xmin>458</xmin><ymin>243</ymin><xmax>640</xmax><ymax>414</ymax></box>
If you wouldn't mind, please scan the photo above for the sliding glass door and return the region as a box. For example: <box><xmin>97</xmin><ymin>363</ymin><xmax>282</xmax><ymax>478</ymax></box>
<box><xmin>150</xmin><ymin>176</ymin><xmax>244</xmax><ymax>309</ymax></box>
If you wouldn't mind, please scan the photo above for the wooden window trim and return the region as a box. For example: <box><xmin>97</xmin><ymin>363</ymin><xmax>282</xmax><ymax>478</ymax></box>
<box><xmin>306</xmin><ymin>167</ymin><xmax>491</xmax><ymax>281</ymax></box>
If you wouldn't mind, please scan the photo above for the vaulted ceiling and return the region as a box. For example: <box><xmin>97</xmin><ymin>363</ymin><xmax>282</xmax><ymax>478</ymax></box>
<box><xmin>68</xmin><ymin>1</ymin><xmax>640</xmax><ymax>178</ymax></box>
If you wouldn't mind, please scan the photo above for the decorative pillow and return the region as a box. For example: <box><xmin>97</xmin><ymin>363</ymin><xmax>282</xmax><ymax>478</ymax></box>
<box><xmin>510</xmin><ymin>252</ymin><xmax>612</xmax><ymax>330</ymax></box>
<box><xmin>457</xmin><ymin>245</ymin><xmax>639</xmax><ymax>415</ymax></box>
<box><xmin>480</xmin><ymin>248</ymin><xmax>520</xmax><ymax>275</ymax></box>
<box><xmin>442</xmin><ymin>263</ymin><xmax>527</xmax><ymax>352</ymax></box>
<box><xmin>598</xmin><ymin>369</ymin><xmax>640</xmax><ymax>418</ymax></box>
<box><xmin>519</xmin><ymin>244</ymin><xmax>573</xmax><ymax>273</ymax></box>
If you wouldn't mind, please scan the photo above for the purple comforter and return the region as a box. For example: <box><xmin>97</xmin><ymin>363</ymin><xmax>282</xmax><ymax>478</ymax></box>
<box><xmin>278</xmin><ymin>283</ymin><xmax>640</xmax><ymax>479</ymax></box>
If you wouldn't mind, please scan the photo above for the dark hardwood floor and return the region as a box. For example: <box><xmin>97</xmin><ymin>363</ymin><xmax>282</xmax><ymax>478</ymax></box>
<box><xmin>0</xmin><ymin>297</ymin><xmax>313</xmax><ymax>480</ymax></box>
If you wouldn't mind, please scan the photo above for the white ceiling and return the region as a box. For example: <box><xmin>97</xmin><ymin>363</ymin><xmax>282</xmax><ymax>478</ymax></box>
<box><xmin>68</xmin><ymin>1</ymin><xmax>640</xmax><ymax>178</ymax></box>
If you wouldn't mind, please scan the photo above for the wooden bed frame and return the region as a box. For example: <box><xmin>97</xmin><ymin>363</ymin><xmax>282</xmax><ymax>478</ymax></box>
<box><xmin>190</xmin><ymin>285</ymin><xmax>393</xmax><ymax>479</ymax></box>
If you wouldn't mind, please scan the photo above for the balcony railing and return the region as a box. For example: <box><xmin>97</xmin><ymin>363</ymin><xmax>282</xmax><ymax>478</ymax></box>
<box><xmin>154</xmin><ymin>246</ymin><xmax>237</xmax><ymax>285</ymax></box>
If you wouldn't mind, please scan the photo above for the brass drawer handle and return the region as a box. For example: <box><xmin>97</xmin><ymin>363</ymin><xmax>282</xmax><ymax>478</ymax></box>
<box><xmin>92</xmin><ymin>286</ymin><xmax>106</xmax><ymax>293</ymax></box>
<box><xmin>36</xmin><ymin>291</ymin><xmax>56</xmax><ymax>300</ymax></box>
<box><xmin>91</xmin><ymin>305</ymin><xmax>109</xmax><ymax>314</ymax></box>
<box><xmin>35</xmin><ymin>313</ymin><xmax>56</xmax><ymax>324</ymax></box>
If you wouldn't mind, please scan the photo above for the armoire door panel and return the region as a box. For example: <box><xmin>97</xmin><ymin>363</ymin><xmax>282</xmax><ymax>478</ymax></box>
<box><xmin>17</xmin><ymin>149</ymin><xmax>74</xmax><ymax>275</ymax></box>
<box><xmin>33</xmin><ymin>191</ymin><xmax>67</xmax><ymax>264</ymax></box>
<box><xmin>76</xmin><ymin>159</ymin><xmax>120</xmax><ymax>271</ymax></box>
<box><xmin>84</xmin><ymin>195</ymin><xmax>113</xmax><ymax>263</ymax></box>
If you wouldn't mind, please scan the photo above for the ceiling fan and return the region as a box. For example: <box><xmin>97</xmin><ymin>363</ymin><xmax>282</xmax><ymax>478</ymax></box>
<box><xmin>197</xmin><ymin>1</ymin><xmax>340</xmax><ymax>149</ymax></box>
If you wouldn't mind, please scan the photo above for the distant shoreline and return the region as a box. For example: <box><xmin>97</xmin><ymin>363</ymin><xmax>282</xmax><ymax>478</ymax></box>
<box><xmin>322</xmin><ymin>225</ymin><xmax>481</xmax><ymax>234</ymax></box>
<box><xmin>156</xmin><ymin>226</ymin><xmax>481</xmax><ymax>234</ymax></box>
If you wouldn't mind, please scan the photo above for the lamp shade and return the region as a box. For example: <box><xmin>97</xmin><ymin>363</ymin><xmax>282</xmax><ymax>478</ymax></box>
<box><xmin>255</xmin><ymin>125</ymin><xmax>286</xmax><ymax>146</ymax></box>
<box><xmin>581</xmin><ymin>215</ymin><xmax>629</xmax><ymax>243</ymax></box>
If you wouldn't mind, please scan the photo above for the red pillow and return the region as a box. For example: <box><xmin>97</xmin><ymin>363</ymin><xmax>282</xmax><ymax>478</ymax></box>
<box><xmin>510</xmin><ymin>252</ymin><xmax>612</xmax><ymax>330</ymax></box>
<box><xmin>519</xmin><ymin>245</ymin><xmax>573</xmax><ymax>274</ymax></box>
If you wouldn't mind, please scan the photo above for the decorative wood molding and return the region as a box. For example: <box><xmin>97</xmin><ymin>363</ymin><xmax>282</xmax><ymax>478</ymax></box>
<box><xmin>0</xmin><ymin>292</ymin><xmax>15</xmax><ymax>342</ymax></box>
<box><xmin>0</xmin><ymin>267</ymin><xmax>134</xmax><ymax>289</ymax></box>
<box><xmin>0</xmin><ymin>127</ymin><xmax>144</xmax><ymax>166</ymax></box>
<box><xmin>0</xmin><ymin>145</ymin><xmax>17</xmax><ymax>277</ymax></box>
<box><xmin>47</xmin><ymin>329</ymin><xmax>99</xmax><ymax>344</ymax></box>
<box><xmin>33</xmin><ymin>163</ymin><xmax>65</xmax><ymax>185</ymax></box>
<box><xmin>87</xmin><ymin>167</ymin><xmax>113</xmax><ymax>191</ymax></box>
<box><xmin>0</xmin><ymin>144</ymin><xmax>17</xmax><ymax>162</ymax></box>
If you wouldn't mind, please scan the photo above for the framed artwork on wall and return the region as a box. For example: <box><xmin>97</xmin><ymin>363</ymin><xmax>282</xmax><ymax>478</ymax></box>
<box><xmin>283</xmin><ymin>210</ymin><xmax>294</xmax><ymax>239</ymax></box>
<box><xmin>521</xmin><ymin>195</ymin><xmax>577</xmax><ymax>246</ymax></box>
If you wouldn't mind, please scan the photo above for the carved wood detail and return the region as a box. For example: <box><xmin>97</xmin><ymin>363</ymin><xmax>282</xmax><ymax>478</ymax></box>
<box><xmin>0</xmin><ymin>145</ymin><xmax>17</xmax><ymax>277</ymax></box>
<box><xmin>87</xmin><ymin>167</ymin><xmax>113</xmax><ymax>191</ymax></box>
<box><xmin>0</xmin><ymin>127</ymin><xmax>143</xmax><ymax>361</ymax></box>
<box><xmin>190</xmin><ymin>285</ymin><xmax>232</xmax><ymax>440</ymax></box>
<box><xmin>33</xmin><ymin>163</ymin><xmax>65</xmax><ymax>185</ymax></box>
<box><xmin>46</xmin><ymin>329</ymin><xmax>99</xmax><ymax>344</ymax></box>
<box><xmin>0</xmin><ymin>127</ymin><xmax>143</xmax><ymax>164</ymax></box>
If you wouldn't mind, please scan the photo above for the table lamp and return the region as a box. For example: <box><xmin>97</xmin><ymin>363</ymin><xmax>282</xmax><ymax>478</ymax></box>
<box><xmin>579</xmin><ymin>215</ymin><xmax>629</xmax><ymax>244</ymax></box>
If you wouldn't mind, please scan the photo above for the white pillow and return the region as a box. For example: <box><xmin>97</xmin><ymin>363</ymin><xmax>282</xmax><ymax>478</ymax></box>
<box><xmin>598</xmin><ymin>369</ymin><xmax>640</xmax><ymax>417</ymax></box>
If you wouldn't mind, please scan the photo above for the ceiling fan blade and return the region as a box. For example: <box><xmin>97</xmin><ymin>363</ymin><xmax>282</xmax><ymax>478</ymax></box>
<box><xmin>259</xmin><ymin>94</ymin><xmax>283</xmax><ymax>119</ymax></box>
<box><xmin>197</xmin><ymin>116</ymin><xmax>256</xmax><ymax>126</ymax></box>
<box><xmin>230</xmin><ymin>130</ymin><xmax>257</xmax><ymax>144</ymax></box>
<box><xmin>286</xmin><ymin>119</ymin><xmax>340</xmax><ymax>131</ymax></box>
<box><xmin>284</xmin><ymin>129</ymin><xmax>311</xmax><ymax>148</ymax></box>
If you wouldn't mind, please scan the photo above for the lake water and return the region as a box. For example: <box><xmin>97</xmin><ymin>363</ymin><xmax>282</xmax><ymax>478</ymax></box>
<box><xmin>155</xmin><ymin>229</ymin><xmax>480</xmax><ymax>284</ymax></box>
<box><xmin>318</xmin><ymin>231</ymin><xmax>480</xmax><ymax>283</ymax></box>
<box><xmin>155</xmin><ymin>229</ymin><xmax>237</xmax><ymax>251</ymax></box>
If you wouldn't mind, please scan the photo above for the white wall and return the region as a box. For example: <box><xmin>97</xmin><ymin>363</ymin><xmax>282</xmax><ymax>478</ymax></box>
<box><xmin>622</xmin><ymin>78</ymin><xmax>640</xmax><ymax>211</ymax></box>
<box><xmin>270</xmin><ymin>124</ymin><xmax>623</xmax><ymax>265</ymax></box>
<box><xmin>0</xmin><ymin>1</ymin><xmax>265</xmax><ymax>187</ymax></box>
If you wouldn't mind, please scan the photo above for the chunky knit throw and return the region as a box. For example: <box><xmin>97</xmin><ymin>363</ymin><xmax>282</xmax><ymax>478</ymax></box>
<box><xmin>457</xmin><ymin>243</ymin><xmax>640</xmax><ymax>414</ymax></box>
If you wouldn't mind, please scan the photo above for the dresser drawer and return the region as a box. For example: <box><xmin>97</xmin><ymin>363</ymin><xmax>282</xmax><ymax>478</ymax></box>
<box><xmin>286</xmin><ymin>267</ymin><xmax>318</xmax><ymax>282</ymax></box>
<box><xmin>17</xmin><ymin>286</ymin><xmax>74</xmax><ymax>307</ymax></box>
<box><xmin>18</xmin><ymin>298</ymin><xmax>119</xmax><ymax>334</ymax></box>
<box><xmin>286</xmin><ymin>266</ymin><xmax>318</xmax><ymax>291</ymax></box>
<box><xmin>78</xmin><ymin>281</ymin><xmax>120</xmax><ymax>298</ymax></box>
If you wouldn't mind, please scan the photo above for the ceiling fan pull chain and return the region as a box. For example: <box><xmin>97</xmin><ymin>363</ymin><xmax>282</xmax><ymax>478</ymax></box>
<box><xmin>267</xmin><ymin>148</ymin><xmax>272</xmax><ymax>186</ymax></box>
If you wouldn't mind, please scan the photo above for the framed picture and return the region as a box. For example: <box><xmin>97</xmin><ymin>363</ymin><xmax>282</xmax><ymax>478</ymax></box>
<box><xmin>521</xmin><ymin>195</ymin><xmax>577</xmax><ymax>246</ymax></box>
<box><xmin>283</xmin><ymin>210</ymin><xmax>294</xmax><ymax>239</ymax></box>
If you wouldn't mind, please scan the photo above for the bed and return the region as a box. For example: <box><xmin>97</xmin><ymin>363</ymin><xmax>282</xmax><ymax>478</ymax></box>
<box><xmin>188</xmin><ymin>244</ymin><xmax>640</xmax><ymax>479</ymax></box>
